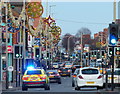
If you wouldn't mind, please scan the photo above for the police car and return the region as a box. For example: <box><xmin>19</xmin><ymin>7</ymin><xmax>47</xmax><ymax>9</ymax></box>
<box><xmin>22</xmin><ymin>67</ymin><xmax>50</xmax><ymax>91</ymax></box>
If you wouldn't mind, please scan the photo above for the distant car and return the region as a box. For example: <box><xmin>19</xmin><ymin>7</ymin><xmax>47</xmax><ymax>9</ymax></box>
<box><xmin>104</xmin><ymin>68</ymin><xmax>120</xmax><ymax>87</ymax></box>
<box><xmin>71</xmin><ymin>65</ymin><xmax>82</xmax><ymax>74</ymax></box>
<box><xmin>46</xmin><ymin>70</ymin><xmax>61</xmax><ymax>84</ymax></box>
<box><xmin>65</xmin><ymin>63</ymin><xmax>73</xmax><ymax>68</ymax></box>
<box><xmin>22</xmin><ymin>68</ymin><xmax>50</xmax><ymax>91</ymax></box>
<box><xmin>89</xmin><ymin>63</ymin><xmax>96</xmax><ymax>67</ymax></box>
<box><xmin>59</xmin><ymin>62</ymin><xmax>66</xmax><ymax>67</ymax></box>
<box><xmin>58</xmin><ymin>67</ymin><xmax>71</xmax><ymax>77</ymax></box>
<box><xmin>52</xmin><ymin>63</ymin><xmax>59</xmax><ymax>69</ymax></box>
<box><xmin>73</xmin><ymin>67</ymin><xmax>104</xmax><ymax>90</ymax></box>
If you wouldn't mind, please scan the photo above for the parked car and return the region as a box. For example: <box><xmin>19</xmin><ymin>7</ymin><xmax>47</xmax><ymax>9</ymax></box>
<box><xmin>73</xmin><ymin>67</ymin><xmax>104</xmax><ymax>90</ymax></box>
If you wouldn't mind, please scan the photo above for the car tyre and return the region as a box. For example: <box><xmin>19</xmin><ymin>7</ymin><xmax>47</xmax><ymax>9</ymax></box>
<box><xmin>22</xmin><ymin>86</ymin><xmax>28</xmax><ymax>91</ymax></box>
<box><xmin>75</xmin><ymin>86</ymin><xmax>80</xmax><ymax>90</ymax></box>
<box><xmin>58</xmin><ymin>81</ymin><xmax>61</xmax><ymax>84</ymax></box>
<box><xmin>97</xmin><ymin>86</ymin><xmax>103</xmax><ymax>90</ymax></box>
<box><xmin>44</xmin><ymin>84</ymin><xmax>50</xmax><ymax>90</ymax></box>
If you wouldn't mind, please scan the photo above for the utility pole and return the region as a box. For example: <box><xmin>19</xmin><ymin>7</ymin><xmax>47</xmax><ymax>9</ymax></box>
<box><xmin>23</xmin><ymin>0</ymin><xmax>26</xmax><ymax>74</ymax></box>
<box><xmin>80</xmin><ymin>32</ymin><xmax>83</xmax><ymax>67</ymax></box>
<box><xmin>0</xmin><ymin>1</ymin><xmax>2</xmax><ymax>82</ymax></box>
<box><xmin>5</xmin><ymin>2</ymin><xmax>8</xmax><ymax>89</ymax></box>
<box><xmin>111</xmin><ymin>46</ymin><xmax>114</xmax><ymax>91</ymax></box>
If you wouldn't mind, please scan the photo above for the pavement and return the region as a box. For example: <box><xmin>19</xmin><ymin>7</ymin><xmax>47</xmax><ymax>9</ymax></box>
<box><xmin>1</xmin><ymin>81</ymin><xmax>21</xmax><ymax>92</ymax></box>
<box><xmin>0</xmin><ymin>82</ymin><xmax>2</xmax><ymax>94</ymax></box>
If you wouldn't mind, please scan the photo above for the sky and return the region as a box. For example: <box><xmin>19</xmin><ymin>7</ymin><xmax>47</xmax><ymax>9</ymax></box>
<box><xmin>42</xmin><ymin>1</ymin><xmax>119</xmax><ymax>37</ymax></box>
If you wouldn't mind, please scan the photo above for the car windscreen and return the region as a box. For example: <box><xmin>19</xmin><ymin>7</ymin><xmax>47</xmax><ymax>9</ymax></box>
<box><xmin>75</xmin><ymin>66</ymin><xmax>81</xmax><ymax>68</ymax></box>
<box><xmin>26</xmin><ymin>70</ymin><xmax>42</xmax><ymax>75</ymax></box>
<box><xmin>48</xmin><ymin>72</ymin><xmax>57</xmax><ymax>75</ymax></box>
<box><xmin>66</xmin><ymin>63</ymin><xmax>72</xmax><ymax>65</ymax></box>
<box><xmin>82</xmin><ymin>69</ymin><xmax>98</xmax><ymax>74</ymax></box>
<box><xmin>61</xmin><ymin>69</ymin><xmax>68</xmax><ymax>71</ymax></box>
<box><xmin>53</xmin><ymin>64</ymin><xmax>58</xmax><ymax>65</ymax></box>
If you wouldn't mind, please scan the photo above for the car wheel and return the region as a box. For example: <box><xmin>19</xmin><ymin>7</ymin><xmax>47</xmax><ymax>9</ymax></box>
<box><xmin>22</xmin><ymin>86</ymin><xmax>28</xmax><ymax>91</ymax></box>
<box><xmin>75</xmin><ymin>86</ymin><xmax>80</xmax><ymax>90</ymax></box>
<box><xmin>72</xmin><ymin>82</ymin><xmax>75</xmax><ymax>87</ymax></box>
<box><xmin>44</xmin><ymin>84</ymin><xmax>50</xmax><ymax>90</ymax></box>
<box><xmin>58</xmin><ymin>81</ymin><xmax>61</xmax><ymax>84</ymax></box>
<box><xmin>97</xmin><ymin>86</ymin><xmax>103</xmax><ymax>90</ymax></box>
<box><xmin>103</xmin><ymin>83</ymin><xmax>106</xmax><ymax>88</ymax></box>
<box><xmin>108</xmin><ymin>84</ymin><xmax>111</xmax><ymax>88</ymax></box>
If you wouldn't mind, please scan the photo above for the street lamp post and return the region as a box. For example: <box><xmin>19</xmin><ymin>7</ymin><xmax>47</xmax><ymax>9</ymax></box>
<box><xmin>80</xmin><ymin>32</ymin><xmax>83</xmax><ymax>67</ymax></box>
<box><xmin>49</xmin><ymin>5</ymin><xmax>56</xmax><ymax>17</ymax></box>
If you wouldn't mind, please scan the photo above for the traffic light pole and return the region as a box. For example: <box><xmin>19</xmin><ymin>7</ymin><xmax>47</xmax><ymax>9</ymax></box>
<box><xmin>111</xmin><ymin>46</ymin><xmax>114</xmax><ymax>91</ymax></box>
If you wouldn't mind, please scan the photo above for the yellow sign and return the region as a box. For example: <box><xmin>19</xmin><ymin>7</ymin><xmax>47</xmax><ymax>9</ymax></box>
<box><xmin>34</xmin><ymin>45</ymin><xmax>39</xmax><ymax>47</ymax></box>
<box><xmin>96</xmin><ymin>42</ymin><xmax>101</xmax><ymax>48</ymax></box>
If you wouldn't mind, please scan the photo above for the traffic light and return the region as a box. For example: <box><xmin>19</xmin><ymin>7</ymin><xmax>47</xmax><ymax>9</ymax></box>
<box><xmin>115</xmin><ymin>47</ymin><xmax>120</xmax><ymax>56</ymax></box>
<box><xmin>91</xmin><ymin>51</ymin><xmax>94</xmax><ymax>57</ymax></box>
<box><xmin>108</xmin><ymin>47</ymin><xmax>112</xmax><ymax>56</ymax></box>
<box><xmin>94</xmin><ymin>51</ymin><xmax>97</xmax><ymax>57</ymax></box>
<box><xmin>109</xmin><ymin>23</ymin><xmax>118</xmax><ymax>45</ymax></box>
<box><xmin>86</xmin><ymin>53</ymin><xmax>88</xmax><ymax>58</ymax></box>
<box><xmin>15</xmin><ymin>46</ymin><xmax>19</xmax><ymax>58</ymax></box>
<box><xmin>35</xmin><ymin>48</ymin><xmax>40</xmax><ymax>59</ymax></box>
<box><xmin>101</xmin><ymin>51</ymin><xmax>105</xmax><ymax>58</ymax></box>
<box><xmin>14</xmin><ymin>45</ymin><xmax>23</xmax><ymax>59</ymax></box>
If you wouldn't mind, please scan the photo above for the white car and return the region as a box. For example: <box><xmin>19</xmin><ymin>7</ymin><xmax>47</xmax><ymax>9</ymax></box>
<box><xmin>74</xmin><ymin>67</ymin><xmax>104</xmax><ymax>90</ymax></box>
<box><xmin>104</xmin><ymin>68</ymin><xmax>120</xmax><ymax>87</ymax></box>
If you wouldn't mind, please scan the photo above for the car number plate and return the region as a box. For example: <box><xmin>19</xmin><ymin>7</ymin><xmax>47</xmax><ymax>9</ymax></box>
<box><xmin>86</xmin><ymin>82</ymin><xmax>94</xmax><ymax>84</ymax></box>
<box><xmin>62</xmin><ymin>74</ymin><xmax>66</xmax><ymax>75</ymax></box>
<box><xmin>31</xmin><ymin>77</ymin><xmax>37</xmax><ymax>80</ymax></box>
<box><xmin>49</xmin><ymin>76</ymin><xmax>54</xmax><ymax>78</ymax></box>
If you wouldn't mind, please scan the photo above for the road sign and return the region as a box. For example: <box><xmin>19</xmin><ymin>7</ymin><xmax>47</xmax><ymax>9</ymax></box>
<box><xmin>7</xmin><ymin>45</ymin><xmax>13</xmax><ymax>53</ymax></box>
<box><xmin>8</xmin><ymin>66</ymin><xmax>14</xmax><ymax>72</ymax></box>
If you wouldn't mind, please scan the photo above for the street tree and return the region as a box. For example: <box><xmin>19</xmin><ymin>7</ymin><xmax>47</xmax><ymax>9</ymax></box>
<box><xmin>75</xmin><ymin>27</ymin><xmax>91</xmax><ymax>38</ymax></box>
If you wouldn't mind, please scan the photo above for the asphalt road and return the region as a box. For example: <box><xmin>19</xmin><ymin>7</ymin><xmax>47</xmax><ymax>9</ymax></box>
<box><xmin>2</xmin><ymin>76</ymin><xmax>120</xmax><ymax>94</ymax></box>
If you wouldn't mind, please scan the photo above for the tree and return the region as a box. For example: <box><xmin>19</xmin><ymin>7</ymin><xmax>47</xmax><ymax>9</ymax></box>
<box><xmin>75</xmin><ymin>27</ymin><xmax>91</xmax><ymax>38</ymax></box>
